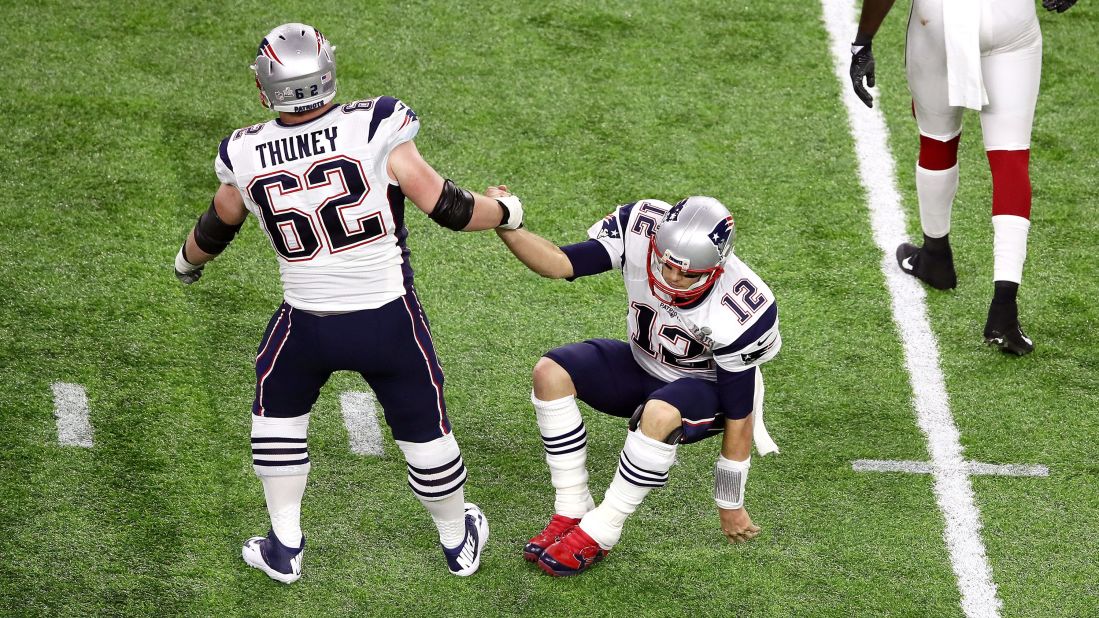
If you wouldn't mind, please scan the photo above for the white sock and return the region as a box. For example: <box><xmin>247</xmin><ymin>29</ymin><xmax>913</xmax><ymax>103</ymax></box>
<box><xmin>261</xmin><ymin>474</ymin><xmax>307</xmax><ymax>548</ymax></box>
<box><xmin>425</xmin><ymin>494</ymin><xmax>467</xmax><ymax>549</ymax></box>
<box><xmin>397</xmin><ymin>434</ymin><xmax>468</xmax><ymax>548</ymax></box>
<box><xmin>992</xmin><ymin>215</ymin><xmax>1031</xmax><ymax>284</ymax></box>
<box><xmin>532</xmin><ymin>393</ymin><xmax>594</xmax><ymax>518</ymax></box>
<box><xmin>916</xmin><ymin>164</ymin><xmax>959</xmax><ymax>238</ymax></box>
<box><xmin>251</xmin><ymin>414</ymin><xmax>311</xmax><ymax>548</ymax></box>
<box><xmin>580</xmin><ymin>430</ymin><xmax>676</xmax><ymax>550</ymax></box>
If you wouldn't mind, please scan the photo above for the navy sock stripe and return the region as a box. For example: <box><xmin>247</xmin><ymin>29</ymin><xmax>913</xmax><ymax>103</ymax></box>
<box><xmin>408</xmin><ymin>465</ymin><xmax>467</xmax><ymax>487</ymax></box>
<box><xmin>619</xmin><ymin>460</ymin><xmax>667</xmax><ymax>485</ymax></box>
<box><xmin>251</xmin><ymin>437</ymin><xmax>307</xmax><ymax>444</ymax></box>
<box><xmin>252</xmin><ymin>447</ymin><xmax>308</xmax><ymax>455</ymax></box>
<box><xmin>408</xmin><ymin>473</ymin><xmax>467</xmax><ymax>498</ymax></box>
<box><xmin>545</xmin><ymin>442</ymin><xmax>588</xmax><ymax>456</ymax></box>
<box><xmin>540</xmin><ymin>424</ymin><xmax>584</xmax><ymax>443</ymax></box>
<box><xmin>621</xmin><ymin>452</ymin><xmax>669</xmax><ymax>481</ymax></box>
<box><xmin>543</xmin><ymin>432</ymin><xmax>586</xmax><ymax>451</ymax></box>
<box><xmin>253</xmin><ymin>457</ymin><xmax>310</xmax><ymax>467</ymax></box>
<box><xmin>617</xmin><ymin>467</ymin><xmax>665</xmax><ymax>488</ymax></box>
<box><xmin>406</xmin><ymin>455</ymin><xmax>462</xmax><ymax>476</ymax></box>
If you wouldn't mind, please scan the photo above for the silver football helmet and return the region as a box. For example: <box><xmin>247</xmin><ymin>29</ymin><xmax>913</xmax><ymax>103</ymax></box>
<box><xmin>251</xmin><ymin>23</ymin><xmax>337</xmax><ymax>113</ymax></box>
<box><xmin>647</xmin><ymin>196</ymin><xmax>735</xmax><ymax>306</ymax></box>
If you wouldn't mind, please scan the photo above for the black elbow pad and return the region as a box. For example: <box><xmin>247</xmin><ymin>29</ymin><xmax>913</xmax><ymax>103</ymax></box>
<box><xmin>429</xmin><ymin>179</ymin><xmax>475</xmax><ymax>231</ymax></box>
<box><xmin>193</xmin><ymin>200</ymin><xmax>244</xmax><ymax>255</ymax></box>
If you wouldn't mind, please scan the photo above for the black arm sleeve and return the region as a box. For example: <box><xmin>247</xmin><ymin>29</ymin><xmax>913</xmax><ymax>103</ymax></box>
<box><xmin>560</xmin><ymin>239</ymin><xmax>613</xmax><ymax>280</ymax></box>
<box><xmin>193</xmin><ymin>200</ymin><xmax>244</xmax><ymax>255</ymax></box>
<box><xmin>428</xmin><ymin>179</ymin><xmax>475</xmax><ymax>231</ymax></box>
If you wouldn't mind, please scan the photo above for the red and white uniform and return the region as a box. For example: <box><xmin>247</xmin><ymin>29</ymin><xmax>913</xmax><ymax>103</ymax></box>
<box><xmin>906</xmin><ymin>0</ymin><xmax>1042</xmax><ymax>149</ymax></box>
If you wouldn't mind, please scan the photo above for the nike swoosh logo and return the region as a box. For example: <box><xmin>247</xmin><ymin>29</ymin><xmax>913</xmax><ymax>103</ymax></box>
<box><xmin>756</xmin><ymin>333</ymin><xmax>775</xmax><ymax>347</ymax></box>
<box><xmin>900</xmin><ymin>256</ymin><xmax>914</xmax><ymax>271</ymax></box>
<box><xmin>459</xmin><ymin>539</ymin><xmax>476</xmax><ymax>566</ymax></box>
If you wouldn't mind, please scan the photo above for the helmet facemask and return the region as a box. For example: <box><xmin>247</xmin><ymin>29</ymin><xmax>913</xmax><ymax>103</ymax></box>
<box><xmin>647</xmin><ymin>235</ymin><xmax>724</xmax><ymax>306</ymax></box>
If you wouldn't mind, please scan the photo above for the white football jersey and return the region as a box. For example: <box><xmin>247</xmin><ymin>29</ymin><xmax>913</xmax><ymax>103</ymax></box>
<box><xmin>587</xmin><ymin>200</ymin><xmax>781</xmax><ymax>382</ymax></box>
<box><xmin>214</xmin><ymin>97</ymin><xmax>421</xmax><ymax>311</ymax></box>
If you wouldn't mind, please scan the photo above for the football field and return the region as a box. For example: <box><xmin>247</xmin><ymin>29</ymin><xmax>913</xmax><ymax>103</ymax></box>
<box><xmin>2</xmin><ymin>1</ymin><xmax>1097</xmax><ymax>616</ymax></box>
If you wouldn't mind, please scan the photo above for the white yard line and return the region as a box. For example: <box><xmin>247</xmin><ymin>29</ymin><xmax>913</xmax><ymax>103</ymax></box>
<box><xmin>51</xmin><ymin>382</ymin><xmax>94</xmax><ymax>448</ymax></box>
<box><xmin>819</xmin><ymin>2</ymin><xmax>1002</xmax><ymax>616</ymax></box>
<box><xmin>853</xmin><ymin>459</ymin><xmax>1049</xmax><ymax>478</ymax></box>
<box><xmin>340</xmin><ymin>391</ymin><xmax>384</xmax><ymax>456</ymax></box>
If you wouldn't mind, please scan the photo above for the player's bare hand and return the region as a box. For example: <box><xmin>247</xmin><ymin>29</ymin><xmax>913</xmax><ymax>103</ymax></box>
<box><xmin>1042</xmin><ymin>0</ymin><xmax>1076</xmax><ymax>12</ymax></box>
<box><xmin>719</xmin><ymin>506</ymin><xmax>761</xmax><ymax>544</ymax></box>
<box><xmin>485</xmin><ymin>185</ymin><xmax>511</xmax><ymax>199</ymax></box>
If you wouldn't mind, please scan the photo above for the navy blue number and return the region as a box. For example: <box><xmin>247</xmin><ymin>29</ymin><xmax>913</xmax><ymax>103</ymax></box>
<box><xmin>721</xmin><ymin>279</ymin><xmax>767</xmax><ymax>324</ymax></box>
<box><xmin>307</xmin><ymin>157</ymin><xmax>383</xmax><ymax>252</ymax></box>
<box><xmin>248</xmin><ymin>157</ymin><xmax>379</xmax><ymax>260</ymax></box>
<box><xmin>342</xmin><ymin>100</ymin><xmax>375</xmax><ymax>113</ymax></box>
<box><xmin>630</xmin><ymin>203</ymin><xmax>668</xmax><ymax>237</ymax></box>
<box><xmin>249</xmin><ymin>172</ymin><xmax>321</xmax><ymax>261</ymax></box>
<box><xmin>631</xmin><ymin>303</ymin><xmax>713</xmax><ymax>371</ymax></box>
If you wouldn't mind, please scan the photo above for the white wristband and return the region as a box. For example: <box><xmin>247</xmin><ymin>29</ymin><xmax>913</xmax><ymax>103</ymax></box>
<box><xmin>714</xmin><ymin>454</ymin><xmax>750</xmax><ymax>510</ymax></box>
<box><xmin>175</xmin><ymin>245</ymin><xmax>201</xmax><ymax>273</ymax></box>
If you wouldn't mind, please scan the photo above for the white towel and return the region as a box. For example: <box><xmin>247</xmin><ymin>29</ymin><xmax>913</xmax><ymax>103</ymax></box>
<box><xmin>942</xmin><ymin>0</ymin><xmax>988</xmax><ymax>110</ymax></box>
<box><xmin>752</xmin><ymin>369</ymin><xmax>780</xmax><ymax>456</ymax></box>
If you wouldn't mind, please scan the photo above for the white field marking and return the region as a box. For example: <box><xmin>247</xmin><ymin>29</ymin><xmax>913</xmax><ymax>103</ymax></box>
<box><xmin>820</xmin><ymin>2</ymin><xmax>1003</xmax><ymax>617</ymax></box>
<box><xmin>340</xmin><ymin>391</ymin><xmax>384</xmax><ymax>456</ymax></box>
<box><xmin>853</xmin><ymin>459</ymin><xmax>1050</xmax><ymax>478</ymax></box>
<box><xmin>51</xmin><ymin>382</ymin><xmax>94</xmax><ymax>447</ymax></box>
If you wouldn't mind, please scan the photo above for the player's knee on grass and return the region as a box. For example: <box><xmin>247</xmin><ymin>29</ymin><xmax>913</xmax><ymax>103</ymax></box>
<box><xmin>634</xmin><ymin>399</ymin><xmax>684</xmax><ymax>445</ymax></box>
<box><xmin>532</xmin><ymin>356</ymin><xmax>576</xmax><ymax>401</ymax></box>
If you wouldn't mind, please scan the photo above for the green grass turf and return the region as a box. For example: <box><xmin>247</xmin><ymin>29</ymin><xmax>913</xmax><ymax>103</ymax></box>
<box><xmin>0</xmin><ymin>1</ymin><xmax>1095</xmax><ymax>616</ymax></box>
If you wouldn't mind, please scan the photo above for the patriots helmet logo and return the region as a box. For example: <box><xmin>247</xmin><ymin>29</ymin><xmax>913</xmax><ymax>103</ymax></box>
<box><xmin>665</xmin><ymin>199</ymin><xmax>687</xmax><ymax>222</ymax></box>
<box><xmin>708</xmin><ymin>215</ymin><xmax>735</xmax><ymax>253</ymax></box>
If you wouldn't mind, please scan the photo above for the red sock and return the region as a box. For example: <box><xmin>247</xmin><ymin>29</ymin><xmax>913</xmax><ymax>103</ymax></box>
<box><xmin>987</xmin><ymin>149</ymin><xmax>1031</xmax><ymax>219</ymax></box>
<box><xmin>918</xmin><ymin>134</ymin><xmax>960</xmax><ymax>171</ymax></box>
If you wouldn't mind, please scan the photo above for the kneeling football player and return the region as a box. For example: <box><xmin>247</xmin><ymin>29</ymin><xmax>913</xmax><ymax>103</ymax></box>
<box><xmin>493</xmin><ymin>193</ymin><xmax>782</xmax><ymax>576</ymax></box>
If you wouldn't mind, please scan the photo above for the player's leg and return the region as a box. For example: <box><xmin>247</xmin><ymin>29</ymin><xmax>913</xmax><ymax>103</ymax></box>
<box><xmin>244</xmin><ymin>304</ymin><xmax>329</xmax><ymax>584</ymax></box>
<box><xmin>978</xmin><ymin>11</ymin><xmax>1042</xmax><ymax>355</ymax></box>
<box><xmin>900</xmin><ymin>0</ymin><xmax>965</xmax><ymax>289</ymax></box>
<box><xmin>529</xmin><ymin>339</ymin><xmax>660</xmax><ymax>569</ymax></box>
<box><xmin>362</xmin><ymin>293</ymin><xmax>485</xmax><ymax>576</ymax></box>
<box><xmin>531</xmin><ymin>353</ymin><xmax>592</xmax><ymax>517</ymax></box>
<box><xmin>540</xmin><ymin>377</ymin><xmax>715</xmax><ymax>576</ymax></box>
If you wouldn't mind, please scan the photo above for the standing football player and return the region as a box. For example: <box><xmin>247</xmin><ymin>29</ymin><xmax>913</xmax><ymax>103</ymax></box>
<box><xmin>849</xmin><ymin>0</ymin><xmax>1077</xmax><ymax>355</ymax></box>
<box><xmin>493</xmin><ymin>194</ymin><xmax>781</xmax><ymax>576</ymax></box>
<box><xmin>173</xmin><ymin>23</ymin><xmax>524</xmax><ymax>582</ymax></box>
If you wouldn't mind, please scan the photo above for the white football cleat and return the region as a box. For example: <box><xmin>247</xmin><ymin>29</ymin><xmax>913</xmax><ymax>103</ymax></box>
<box><xmin>242</xmin><ymin>529</ymin><xmax>304</xmax><ymax>584</ymax></box>
<box><xmin>442</xmin><ymin>503</ymin><xmax>489</xmax><ymax>576</ymax></box>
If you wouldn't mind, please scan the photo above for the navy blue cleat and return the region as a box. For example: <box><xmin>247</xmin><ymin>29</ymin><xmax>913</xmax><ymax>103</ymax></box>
<box><xmin>242</xmin><ymin>529</ymin><xmax>304</xmax><ymax>584</ymax></box>
<box><xmin>443</xmin><ymin>503</ymin><xmax>489</xmax><ymax>576</ymax></box>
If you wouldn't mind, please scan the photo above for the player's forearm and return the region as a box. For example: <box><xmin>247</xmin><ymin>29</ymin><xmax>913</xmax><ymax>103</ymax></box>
<box><xmin>495</xmin><ymin>228</ymin><xmax>574</xmax><ymax>279</ymax></box>
<box><xmin>462</xmin><ymin>193</ymin><xmax>510</xmax><ymax>231</ymax></box>
<box><xmin>721</xmin><ymin>414</ymin><xmax>753</xmax><ymax>461</ymax></box>
<box><xmin>855</xmin><ymin>0</ymin><xmax>897</xmax><ymax>43</ymax></box>
<box><xmin>183</xmin><ymin>231</ymin><xmax>216</xmax><ymax>266</ymax></box>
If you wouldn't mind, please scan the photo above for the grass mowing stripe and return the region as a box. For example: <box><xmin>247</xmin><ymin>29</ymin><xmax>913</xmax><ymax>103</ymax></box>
<box><xmin>820</xmin><ymin>1</ymin><xmax>1001</xmax><ymax>617</ymax></box>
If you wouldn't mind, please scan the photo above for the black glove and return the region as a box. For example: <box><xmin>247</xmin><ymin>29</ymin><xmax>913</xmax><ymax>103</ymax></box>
<box><xmin>1043</xmin><ymin>0</ymin><xmax>1077</xmax><ymax>13</ymax></box>
<box><xmin>850</xmin><ymin>41</ymin><xmax>876</xmax><ymax>108</ymax></box>
<box><xmin>174</xmin><ymin>243</ymin><xmax>205</xmax><ymax>284</ymax></box>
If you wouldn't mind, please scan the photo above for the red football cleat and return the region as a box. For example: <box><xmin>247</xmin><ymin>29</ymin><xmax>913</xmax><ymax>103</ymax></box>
<box><xmin>537</xmin><ymin>525</ymin><xmax>608</xmax><ymax>576</ymax></box>
<box><xmin>523</xmin><ymin>514</ymin><xmax>581</xmax><ymax>562</ymax></box>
